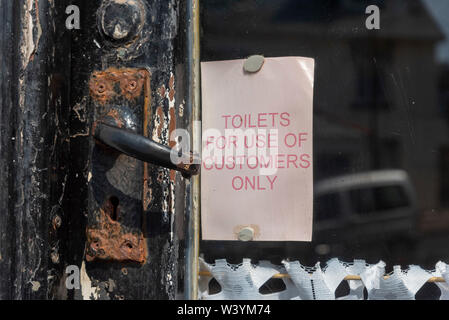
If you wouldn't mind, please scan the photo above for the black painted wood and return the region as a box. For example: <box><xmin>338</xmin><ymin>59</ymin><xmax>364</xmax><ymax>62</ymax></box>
<box><xmin>0</xmin><ymin>0</ymin><xmax>189</xmax><ymax>300</ymax></box>
<box><xmin>67</xmin><ymin>0</ymin><xmax>188</xmax><ymax>300</ymax></box>
<box><xmin>0</xmin><ymin>0</ymin><xmax>71</xmax><ymax>299</ymax></box>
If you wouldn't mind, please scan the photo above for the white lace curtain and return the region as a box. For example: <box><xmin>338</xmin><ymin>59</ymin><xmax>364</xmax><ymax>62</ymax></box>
<box><xmin>198</xmin><ymin>258</ymin><xmax>449</xmax><ymax>300</ymax></box>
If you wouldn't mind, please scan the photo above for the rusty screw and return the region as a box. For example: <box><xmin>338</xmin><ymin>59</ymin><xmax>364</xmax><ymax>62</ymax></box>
<box><xmin>127</xmin><ymin>80</ymin><xmax>137</xmax><ymax>91</ymax></box>
<box><xmin>98</xmin><ymin>0</ymin><xmax>145</xmax><ymax>44</ymax></box>
<box><xmin>97</xmin><ymin>83</ymin><xmax>106</xmax><ymax>94</ymax></box>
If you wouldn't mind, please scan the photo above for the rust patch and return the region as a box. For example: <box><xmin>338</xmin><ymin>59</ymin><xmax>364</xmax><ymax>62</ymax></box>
<box><xmin>168</xmin><ymin>74</ymin><xmax>175</xmax><ymax>102</ymax></box>
<box><xmin>169</xmin><ymin>170</ymin><xmax>176</xmax><ymax>182</ymax></box>
<box><xmin>89</xmin><ymin>68</ymin><xmax>147</xmax><ymax>104</ymax></box>
<box><xmin>119</xmin><ymin>69</ymin><xmax>146</xmax><ymax>101</ymax></box>
<box><xmin>233</xmin><ymin>224</ymin><xmax>261</xmax><ymax>240</ymax></box>
<box><xmin>86</xmin><ymin>204</ymin><xmax>146</xmax><ymax>264</ymax></box>
<box><xmin>87</xmin><ymin>67</ymin><xmax>151</xmax><ymax>264</ymax></box>
<box><xmin>30</xmin><ymin>0</ymin><xmax>41</xmax><ymax>62</ymax></box>
<box><xmin>89</xmin><ymin>74</ymin><xmax>116</xmax><ymax>104</ymax></box>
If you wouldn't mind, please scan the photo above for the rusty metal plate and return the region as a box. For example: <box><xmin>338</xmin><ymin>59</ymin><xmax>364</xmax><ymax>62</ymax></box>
<box><xmin>86</xmin><ymin>67</ymin><xmax>150</xmax><ymax>263</ymax></box>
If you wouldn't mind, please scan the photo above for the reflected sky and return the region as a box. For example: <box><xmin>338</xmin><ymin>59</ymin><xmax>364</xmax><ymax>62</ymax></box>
<box><xmin>423</xmin><ymin>0</ymin><xmax>449</xmax><ymax>63</ymax></box>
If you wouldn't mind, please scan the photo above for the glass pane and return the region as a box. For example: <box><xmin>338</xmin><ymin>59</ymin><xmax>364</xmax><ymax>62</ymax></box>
<box><xmin>349</xmin><ymin>185</ymin><xmax>410</xmax><ymax>214</ymax></box>
<box><xmin>200</xmin><ymin>0</ymin><xmax>449</xmax><ymax>270</ymax></box>
<box><xmin>315</xmin><ymin>193</ymin><xmax>342</xmax><ymax>221</ymax></box>
<box><xmin>373</xmin><ymin>185</ymin><xmax>409</xmax><ymax>211</ymax></box>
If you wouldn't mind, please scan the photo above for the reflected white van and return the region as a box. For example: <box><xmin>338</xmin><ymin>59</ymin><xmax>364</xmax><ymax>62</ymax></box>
<box><xmin>313</xmin><ymin>170</ymin><xmax>418</xmax><ymax>256</ymax></box>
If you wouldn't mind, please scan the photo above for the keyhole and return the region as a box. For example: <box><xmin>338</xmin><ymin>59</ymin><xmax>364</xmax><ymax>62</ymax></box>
<box><xmin>109</xmin><ymin>196</ymin><xmax>119</xmax><ymax>221</ymax></box>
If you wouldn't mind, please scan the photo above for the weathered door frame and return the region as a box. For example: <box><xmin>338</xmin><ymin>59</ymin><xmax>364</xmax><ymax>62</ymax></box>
<box><xmin>184</xmin><ymin>0</ymin><xmax>201</xmax><ymax>301</ymax></box>
<box><xmin>0</xmin><ymin>0</ymin><xmax>201</xmax><ymax>300</ymax></box>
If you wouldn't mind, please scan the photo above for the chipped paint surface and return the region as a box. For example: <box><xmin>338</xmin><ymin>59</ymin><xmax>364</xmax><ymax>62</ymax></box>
<box><xmin>80</xmin><ymin>261</ymin><xmax>100</xmax><ymax>300</ymax></box>
<box><xmin>143</xmin><ymin>181</ymin><xmax>152</xmax><ymax>211</ymax></box>
<box><xmin>51</xmin><ymin>0</ymin><xmax>187</xmax><ymax>300</ymax></box>
<box><xmin>147</xmin><ymin>71</ymin><xmax>191</xmax><ymax>248</ymax></box>
<box><xmin>178</xmin><ymin>102</ymin><xmax>184</xmax><ymax>117</ymax></box>
<box><xmin>31</xmin><ymin>281</ymin><xmax>40</xmax><ymax>292</ymax></box>
<box><xmin>21</xmin><ymin>0</ymin><xmax>42</xmax><ymax>69</ymax></box>
<box><xmin>154</xmin><ymin>106</ymin><xmax>165</xmax><ymax>142</ymax></box>
<box><xmin>1</xmin><ymin>0</ymin><xmax>188</xmax><ymax>301</ymax></box>
<box><xmin>73</xmin><ymin>100</ymin><xmax>88</xmax><ymax>123</ymax></box>
<box><xmin>168</xmin><ymin>107</ymin><xmax>177</xmax><ymax>149</ymax></box>
<box><xmin>107</xmin><ymin>279</ymin><xmax>116</xmax><ymax>292</ymax></box>
<box><xmin>152</xmin><ymin>73</ymin><xmax>178</xmax><ymax>185</ymax></box>
<box><xmin>153</xmin><ymin>72</ymin><xmax>176</xmax><ymax>145</ymax></box>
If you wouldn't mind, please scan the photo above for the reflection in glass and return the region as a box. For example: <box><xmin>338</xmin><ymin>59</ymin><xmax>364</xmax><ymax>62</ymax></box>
<box><xmin>200</xmin><ymin>0</ymin><xmax>449</xmax><ymax>271</ymax></box>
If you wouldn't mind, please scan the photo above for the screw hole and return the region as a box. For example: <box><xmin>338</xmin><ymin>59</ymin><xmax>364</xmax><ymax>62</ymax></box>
<box><xmin>128</xmin><ymin>81</ymin><xmax>137</xmax><ymax>90</ymax></box>
<box><xmin>92</xmin><ymin>239</ymin><xmax>100</xmax><ymax>249</ymax></box>
<box><xmin>97</xmin><ymin>83</ymin><xmax>106</xmax><ymax>93</ymax></box>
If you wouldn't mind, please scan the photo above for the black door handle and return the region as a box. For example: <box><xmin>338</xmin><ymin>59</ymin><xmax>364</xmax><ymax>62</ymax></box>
<box><xmin>92</xmin><ymin>122</ymin><xmax>200</xmax><ymax>178</ymax></box>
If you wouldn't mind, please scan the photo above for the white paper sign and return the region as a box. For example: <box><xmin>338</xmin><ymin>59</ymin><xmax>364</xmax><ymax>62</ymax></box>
<box><xmin>201</xmin><ymin>57</ymin><xmax>314</xmax><ymax>241</ymax></box>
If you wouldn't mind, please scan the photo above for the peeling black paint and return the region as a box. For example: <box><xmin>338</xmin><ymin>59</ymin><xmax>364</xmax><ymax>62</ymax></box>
<box><xmin>0</xmin><ymin>0</ymin><xmax>190</xmax><ymax>300</ymax></box>
<box><xmin>67</xmin><ymin>0</ymin><xmax>189</xmax><ymax>300</ymax></box>
<box><xmin>0</xmin><ymin>0</ymin><xmax>72</xmax><ymax>299</ymax></box>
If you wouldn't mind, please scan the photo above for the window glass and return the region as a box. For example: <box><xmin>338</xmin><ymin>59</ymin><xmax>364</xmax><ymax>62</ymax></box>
<box><xmin>200</xmin><ymin>0</ymin><xmax>449</xmax><ymax>272</ymax></box>
<box><xmin>315</xmin><ymin>193</ymin><xmax>342</xmax><ymax>221</ymax></box>
<box><xmin>349</xmin><ymin>185</ymin><xmax>410</xmax><ymax>214</ymax></box>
